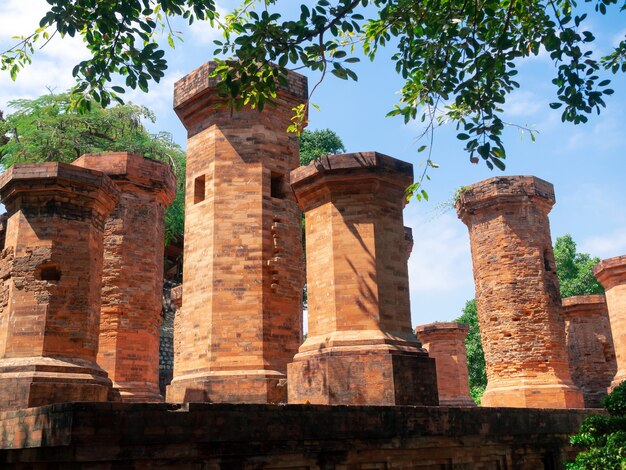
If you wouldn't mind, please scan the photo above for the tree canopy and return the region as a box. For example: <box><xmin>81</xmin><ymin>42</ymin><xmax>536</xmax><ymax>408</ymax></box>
<box><xmin>454</xmin><ymin>299</ymin><xmax>487</xmax><ymax>403</ymax></box>
<box><xmin>2</xmin><ymin>0</ymin><xmax>625</xmax><ymax>195</ymax></box>
<box><xmin>0</xmin><ymin>92</ymin><xmax>186</xmax><ymax>244</ymax></box>
<box><xmin>554</xmin><ymin>233</ymin><xmax>605</xmax><ymax>298</ymax></box>
<box><xmin>299</xmin><ymin>128</ymin><xmax>346</xmax><ymax>165</ymax></box>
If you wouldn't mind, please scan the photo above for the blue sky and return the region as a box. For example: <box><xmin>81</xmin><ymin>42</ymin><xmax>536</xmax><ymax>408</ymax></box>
<box><xmin>1</xmin><ymin>0</ymin><xmax>625</xmax><ymax>327</ymax></box>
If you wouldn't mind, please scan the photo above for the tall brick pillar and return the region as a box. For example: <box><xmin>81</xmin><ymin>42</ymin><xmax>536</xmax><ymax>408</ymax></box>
<box><xmin>73</xmin><ymin>153</ymin><xmax>176</xmax><ymax>402</ymax></box>
<box><xmin>415</xmin><ymin>322</ymin><xmax>475</xmax><ymax>406</ymax></box>
<box><xmin>594</xmin><ymin>256</ymin><xmax>626</xmax><ymax>390</ymax></box>
<box><xmin>0</xmin><ymin>163</ymin><xmax>118</xmax><ymax>410</ymax></box>
<box><xmin>456</xmin><ymin>176</ymin><xmax>583</xmax><ymax>408</ymax></box>
<box><xmin>287</xmin><ymin>152</ymin><xmax>438</xmax><ymax>406</ymax></box>
<box><xmin>562</xmin><ymin>295</ymin><xmax>616</xmax><ymax>407</ymax></box>
<box><xmin>167</xmin><ymin>62</ymin><xmax>306</xmax><ymax>403</ymax></box>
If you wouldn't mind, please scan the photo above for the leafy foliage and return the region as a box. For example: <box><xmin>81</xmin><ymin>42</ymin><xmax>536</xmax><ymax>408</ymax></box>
<box><xmin>455</xmin><ymin>299</ymin><xmax>487</xmax><ymax>404</ymax></box>
<box><xmin>299</xmin><ymin>128</ymin><xmax>346</xmax><ymax>166</ymax></box>
<box><xmin>1</xmin><ymin>0</ymin><xmax>217</xmax><ymax>111</ymax></box>
<box><xmin>2</xmin><ymin>0</ymin><xmax>624</xmax><ymax>186</ymax></box>
<box><xmin>567</xmin><ymin>381</ymin><xmax>626</xmax><ymax>469</ymax></box>
<box><xmin>0</xmin><ymin>92</ymin><xmax>185</xmax><ymax>244</ymax></box>
<box><xmin>554</xmin><ymin>234</ymin><xmax>604</xmax><ymax>298</ymax></box>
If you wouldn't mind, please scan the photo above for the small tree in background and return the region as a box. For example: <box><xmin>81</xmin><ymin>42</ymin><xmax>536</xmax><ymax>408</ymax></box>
<box><xmin>455</xmin><ymin>299</ymin><xmax>487</xmax><ymax>404</ymax></box>
<box><xmin>554</xmin><ymin>234</ymin><xmax>605</xmax><ymax>298</ymax></box>
<box><xmin>567</xmin><ymin>381</ymin><xmax>626</xmax><ymax>469</ymax></box>
<box><xmin>0</xmin><ymin>92</ymin><xmax>185</xmax><ymax>245</ymax></box>
<box><xmin>299</xmin><ymin>129</ymin><xmax>345</xmax><ymax>166</ymax></box>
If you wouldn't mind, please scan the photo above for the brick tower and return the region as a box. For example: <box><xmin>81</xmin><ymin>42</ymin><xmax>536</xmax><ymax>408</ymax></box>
<box><xmin>287</xmin><ymin>152</ymin><xmax>438</xmax><ymax>406</ymax></box>
<box><xmin>593</xmin><ymin>256</ymin><xmax>626</xmax><ymax>391</ymax></box>
<box><xmin>415</xmin><ymin>322</ymin><xmax>475</xmax><ymax>406</ymax></box>
<box><xmin>167</xmin><ymin>62</ymin><xmax>306</xmax><ymax>403</ymax></box>
<box><xmin>0</xmin><ymin>163</ymin><xmax>118</xmax><ymax>410</ymax></box>
<box><xmin>456</xmin><ymin>176</ymin><xmax>583</xmax><ymax>408</ymax></box>
<box><xmin>562</xmin><ymin>295</ymin><xmax>616</xmax><ymax>407</ymax></box>
<box><xmin>73</xmin><ymin>152</ymin><xmax>176</xmax><ymax>402</ymax></box>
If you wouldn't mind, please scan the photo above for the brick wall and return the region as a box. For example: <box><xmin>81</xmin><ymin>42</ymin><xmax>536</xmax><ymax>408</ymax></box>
<box><xmin>562</xmin><ymin>295</ymin><xmax>616</xmax><ymax>407</ymax></box>
<box><xmin>594</xmin><ymin>255</ymin><xmax>626</xmax><ymax>390</ymax></box>
<box><xmin>0</xmin><ymin>402</ymin><xmax>593</xmax><ymax>469</ymax></box>
<box><xmin>456</xmin><ymin>176</ymin><xmax>583</xmax><ymax>408</ymax></box>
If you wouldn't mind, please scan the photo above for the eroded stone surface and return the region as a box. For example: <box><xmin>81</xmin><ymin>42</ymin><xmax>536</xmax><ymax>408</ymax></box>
<box><xmin>288</xmin><ymin>152</ymin><xmax>438</xmax><ymax>405</ymax></box>
<box><xmin>456</xmin><ymin>176</ymin><xmax>583</xmax><ymax>408</ymax></box>
<box><xmin>167</xmin><ymin>61</ymin><xmax>307</xmax><ymax>404</ymax></box>
<box><xmin>562</xmin><ymin>295</ymin><xmax>616</xmax><ymax>407</ymax></box>
<box><xmin>74</xmin><ymin>153</ymin><xmax>176</xmax><ymax>403</ymax></box>
<box><xmin>594</xmin><ymin>256</ymin><xmax>626</xmax><ymax>390</ymax></box>
<box><xmin>0</xmin><ymin>163</ymin><xmax>119</xmax><ymax>410</ymax></box>
<box><xmin>415</xmin><ymin>322</ymin><xmax>475</xmax><ymax>406</ymax></box>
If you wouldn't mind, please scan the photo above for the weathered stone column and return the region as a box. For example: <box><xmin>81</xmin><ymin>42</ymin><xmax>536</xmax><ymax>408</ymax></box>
<box><xmin>0</xmin><ymin>163</ymin><xmax>119</xmax><ymax>410</ymax></box>
<box><xmin>415</xmin><ymin>322</ymin><xmax>475</xmax><ymax>406</ymax></box>
<box><xmin>594</xmin><ymin>256</ymin><xmax>626</xmax><ymax>390</ymax></box>
<box><xmin>73</xmin><ymin>152</ymin><xmax>176</xmax><ymax>402</ymax></box>
<box><xmin>562</xmin><ymin>295</ymin><xmax>616</xmax><ymax>407</ymax></box>
<box><xmin>456</xmin><ymin>176</ymin><xmax>583</xmax><ymax>408</ymax></box>
<box><xmin>167</xmin><ymin>62</ymin><xmax>306</xmax><ymax>403</ymax></box>
<box><xmin>287</xmin><ymin>152</ymin><xmax>438</xmax><ymax>405</ymax></box>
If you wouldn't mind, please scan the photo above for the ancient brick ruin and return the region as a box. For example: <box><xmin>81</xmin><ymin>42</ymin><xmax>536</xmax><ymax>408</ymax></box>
<box><xmin>456</xmin><ymin>176</ymin><xmax>584</xmax><ymax>408</ymax></box>
<box><xmin>415</xmin><ymin>322</ymin><xmax>475</xmax><ymax>407</ymax></box>
<box><xmin>0</xmin><ymin>61</ymin><xmax>624</xmax><ymax>467</ymax></box>
<box><xmin>562</xmin><ymin>295</ymin><xmax>616</xmax><ymax>407</ymax></box>
<box><xmin>593</xmin><ymin>255</ymin><xmax>626</xmax><ymax>391</ymax></box>
<box><xmin>288</xmin><ymin>152</ymin><xmax>437</xmax><ymax>405</ymax></box>
<box><xmin>73</xmin><ymin>153</ymin><xmax>176</xmax><ymax>403</ymax></box>
<box><xmin>0</xmin><ymin>163</ymin><xmax>119</xmax><ymax>410</ymax></box>
<box><xmin>166</xmin><ymin>62</ymin><xmax>306</xmax><ymax>404</ymax></box>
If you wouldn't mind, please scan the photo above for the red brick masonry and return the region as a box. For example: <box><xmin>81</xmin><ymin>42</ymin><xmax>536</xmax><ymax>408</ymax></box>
<box><xmin>562</xmin><ymin>295</ymin><xmax>616</xmax><ymax>407</ymax></box>
<box><xmin>0</xmin><ymin>163</ymin><xmax>119</xmax><ymax>410</ymax></box>
<box><xmin>594</xmin><ymin>255</ymin><xmax>626</xmax><ymax>390</ymax></box>
<box><xmin>0</xmin><ymin>402</ymin><xmax>593</xmax><ymax>468</ymax></box>
<box><xmin>415</xmin><ymin>322</ymin><xmax>475</xmax><ymax>406</ymax></box>
<box><xmin>288</xmin><ymin>152</ymin><xmax>438</xmax><ymax>405</ymax></box>
<box><xmin>456</xmin><ymin>176</ymin><xmax>584</xmax><ymax>408</ymax></box>
<box><xmin>74</xmin><ymin>153</ymin><xmax>176</xmax><ymax>403</ymax></box>
<box><xmin>167</xmin><ymin>61</ymin><xmax>307</xmax><ymax>403</ymax></box>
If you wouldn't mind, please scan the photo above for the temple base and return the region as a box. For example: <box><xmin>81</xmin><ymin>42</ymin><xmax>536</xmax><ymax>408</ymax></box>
<box><xmin>166</xmin><ymin>370</ymin><xmax>287</xmax><ymax>404</ymax></box>
<box><xmin>115</xmin><ymin>383</ymin><xmax>164</xmax><ymax>403</ymax></box>
<box><xmin>481</xmin><ymin>380</ymin><xmax>584</xmax><ymax>408</ymax></box>
<box><xmin>287</xmin><ymin>346</ymin><xmax>438</xmax><ymax>405</ymax></box>
<box><xmin>0</xmin><ymin>357</ymin><xmax>113</xmax><ymax>411</ymax></box>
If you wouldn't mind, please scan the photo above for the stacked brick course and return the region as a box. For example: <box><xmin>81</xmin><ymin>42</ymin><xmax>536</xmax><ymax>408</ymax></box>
<box><xmin>562</xmin><ymin>295</ymin><xmax>616</xmax><ymax>407</ymax></box>
<box><xmin>73</xmin><ymin>152</ymin><xmax>176</xmax><ymax>402</ymax></box>
<box><xmin>0</xmin><ymin>402</ymin><xmax>593</xmax><ymax>468</ymax></box>
<box><xmin>0</xmin><ymin>163</ymin><xmax>119</xmax><ymax>410</ymax></box>
<box><xmin>167</xmin><ymin>61</ymin><xmax>306</xmax><ymax>403</ymax></box>
<box><xmin>456</xmin><ymin>176</ymin><xmax>583</xmax><ymax>408</ymax></box>
<box><xmin>415</xmin><ymin>322</ymin><xmax>475</xmax><ymax>406</ymax></box>
<box><xmin>288</xmin><ymin>152</ymin><xmax>438</xmax><ymax>405</ymax></box>
<box><xmin>594</xmin><ymin>255</ymin><xmax>626</xmax><ymax>390</ymax></box>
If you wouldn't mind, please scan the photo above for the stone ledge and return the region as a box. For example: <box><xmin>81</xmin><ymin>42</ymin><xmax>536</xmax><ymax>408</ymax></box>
<box><xmin>415</xmin><ymin>322</ymin><xmax>470</xmax><ymax>334</ymax></box>
<box><xmin>456</xmin><ymin>175</ymin><xmax>555</xmax><ymax>220</ymax></box>
<box><xmin>0</xmin><ymin>402</ymin><xmax>595</xmax><ymax>467</ymax></box>
<box><xmin>291</xmin><ymin>151</ymin><xmax>413</xmax><ymax>189</ymax></box>
<box><xmin>593</xmin><ymin>255</ymin><xmax>626</xmax><ymax>288</ymax></box>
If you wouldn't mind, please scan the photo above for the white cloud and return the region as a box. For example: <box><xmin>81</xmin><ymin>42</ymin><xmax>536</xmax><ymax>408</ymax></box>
<box><xmin>407</xmin><ymin>210</ymin><xmax>473</xmax><ymax>292</ymax></box>
<box><xmin>504</xmin><ymin>90</ymin><xmax>546</xmax><ymax>117</ymax></box>
<box><xmin>188</xmin><ymin>5</ymin><xmax>227</xmax><ymax>46</ymax></box>
<box><xmin>580</xmin><ymin>228</ymin><xmax>626</xmax><ymax>259</ymax></box>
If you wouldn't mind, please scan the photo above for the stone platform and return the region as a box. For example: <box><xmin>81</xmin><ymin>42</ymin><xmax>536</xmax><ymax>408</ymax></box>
<box><xmin>0</xmin><ymin>402</ymin><xmax>593</xmax><ymax>469</ymax></box>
